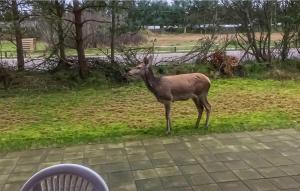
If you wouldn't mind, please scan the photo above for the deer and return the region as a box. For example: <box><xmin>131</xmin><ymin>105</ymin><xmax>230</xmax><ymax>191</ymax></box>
<box><xmin>128</xmin><ymin>56</ymin><xmax>211</xmax><ymax>134</ymax></box>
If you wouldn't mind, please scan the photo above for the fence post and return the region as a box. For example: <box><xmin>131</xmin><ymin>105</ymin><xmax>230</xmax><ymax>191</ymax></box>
<box><xmin>174</xmin><ymin>47</ymin><xmax>177</xmax><ymax>52</ymax></box>
<box><xmin>5</xmin><ymin>51</ymin><xmax>7</xmax><ymax>58</ymax></box>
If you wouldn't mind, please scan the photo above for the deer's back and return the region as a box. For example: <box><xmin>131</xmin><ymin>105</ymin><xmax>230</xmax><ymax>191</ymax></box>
<box><xmin>158</xmin><ymin>73</ymin><xmax>210</xmax><ymax>101</ymax></box>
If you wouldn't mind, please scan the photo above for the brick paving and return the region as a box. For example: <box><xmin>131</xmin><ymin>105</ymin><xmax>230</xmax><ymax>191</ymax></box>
<box><xmin>1</xmin><ymin>128</ymin><xmax>300</xmax><ymax>191</ymax></box>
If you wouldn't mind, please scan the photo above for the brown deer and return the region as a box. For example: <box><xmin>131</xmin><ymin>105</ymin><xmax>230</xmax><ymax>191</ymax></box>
<box><xmin>128</xmin><ymin>56</ymin><xmax>211</xmax><ymax>134</ymax></box>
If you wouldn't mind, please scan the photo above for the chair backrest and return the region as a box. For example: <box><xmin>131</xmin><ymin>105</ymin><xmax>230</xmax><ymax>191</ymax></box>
<box><xmin>20</xmin><ymin>164</ymin><xmax>109</xmax><ymax>191</ymax></box>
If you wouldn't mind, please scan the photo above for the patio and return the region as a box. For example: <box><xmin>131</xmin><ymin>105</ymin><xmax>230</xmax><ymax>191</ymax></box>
<box><xmin>1</xmin><ymin>128</ymin><xmax>300</xmax><ymax>191</ymax></box>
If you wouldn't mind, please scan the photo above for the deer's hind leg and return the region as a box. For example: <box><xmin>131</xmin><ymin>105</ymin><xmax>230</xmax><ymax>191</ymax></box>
<box><xmin>193</xmin><ymin>97</ymin><xmax>204</xmax><ymax>129</ymax></box>
<box><xmin>199</xmin><ymin>94</ymin><xmax>211</xmax><ymax>129</ymax></box>
<box><xmin>164</xmin><ymin>102</ymin><xmax>172</xmax><ymax>134</ymax></box>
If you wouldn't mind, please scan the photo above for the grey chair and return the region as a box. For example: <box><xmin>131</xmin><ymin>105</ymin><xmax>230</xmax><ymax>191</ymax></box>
<box><xmin>20</xmin><ymin>164</ymin><xmax>109</xmax><ymax>191</ymax></box>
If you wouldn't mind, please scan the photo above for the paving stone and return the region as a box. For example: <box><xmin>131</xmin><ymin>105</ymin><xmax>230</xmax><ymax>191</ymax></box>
<box><xmin>0</xmin><ymin>159</ymin><xmax>18</xmax><ymax>168</ymax></box>
<box><xmin>162</xmin><ymin>137</ymin><xmax>182</xmax><ymax>145</ymax></box>
<box><xmin>106</xmin><ymin>154</ymin><xmax>128</xmax><ymax>163</ymax></box>
<box><xmin>194</xmin><ymin>154</ymin><xmax>219</xmax><ymax>163</ymax></box>
<box><xmin>218</xmin><ymin>181</ymin><xmax>251</xmax><ymax>191</ymax></box>
<box><xmin>286</xmin><ymin>154</ymin><xmax>300</xmax><ymax>163</ymax></box>
<box><xmin>255</xmin><ymin>149</ymin><xmax>281</xmax><ymax>158</ymax></box>
<box><xmin>148</xmin><ymin>151</ymin><xmax>170</xmax><ymax>159</ymax></box>
<box><xmin>38</xmin><ymin>162</ymin><xmax>61</xmax><ymax>170</ymax></box>
<box><xmin>2</xmin><ymin>129</ymin><xmax>300</xmax><ymax>190</ymax></box>
<box><xmin>125</xmin><ymin>146</ymin><xmax>146</xmax><ymax>155</ymax></box>
<box><xmin>244</xmin><ymin>179</ymin><xmax>278</xmax><ymax>191</ymax></box>
<box><xmin>109</xmin><ymin>171</ymin><xmax>134</xmax><ymax>187</ymax></box>
<box><xmin>2</xmin><ymin>182</ymin><xmax>23</xmax><ymax>191</ymax></box>
<box><xmin>279</xmin><ymin>165</ymin><xmax>300</xmax><ymax>175</ymax></box>
<box><xmin>164</xmin><ymin>143</ymin><xmax>187</xmax><ymax>151</ymax></box>
<box><xmin>101</xmin><ymin>162</ymin><xmax>130</xmax><ymax>173</ymax></box>
<box><xmin>89</xmin><ymin>165</ymin><xmax>108</xmax><ymax>182</ymax></box>
<box><xmin>185</xmin><ymin>173</ymin><xmax>214</xmax><ymax>185</ymax></box>
<box><xmin>155</xmin><ymin>166</ymin><xmax>181</xmax><ymax>177</ymax></box>
<box><xmin>184</xmin><ymin>141</ymin><xmax>206</xmax><ymax>150</ymax></box>
<box><xmin>105</xmin><ymin>143</ymin><xmax>124</xmax><ymax>149</ymax></box>
<box><xmin>179</xmin><ymin>164</ymin><xmax>205</xmax><ymax>175</ymax></box>
<box><xmin>84</xmin><ymin>150</ymin><xmax>106</xmax><ymax>158</ymax></box>
<box><xmin>130</xmin><ymin>160</ymin><xmax>153</xmax><ymax>170</ymax></box>
<box><xmin>247</xmin><ymin>143</ymin><xmax>271</xmax><ymax>150</ymax></box>
<box><xmin>188</xmin><ymin>147</ymin><xmax>210</xmax><ymax>155</ymax></box>
<box><xmin>209</xmin><ymin>171</ymin><xmax>239</xmax><ymax>182</ymax></box>
<box><xmin>133</xmin><ymin>169</ymin><xmax>158</xmax><ymax>180</ymax></box>
<box><xmin>264</xmin><ymin>156</ymin><xmax>295</xmax><ymax>166</ymax></box>
<box><xmin>233</xmin><ymin>168</ymin><xmax>263</xmax><ymax>180</ymax></box>
<box><xmin>110</xmin><ymin>182</ymin><xmax>137</xmax><ymax>191</ymax></box>
<box><xmin>244</xmin><ymin>157</ymin><xmax>273</xmax><ymax>168</ymax></box>
<box><xmin>127</xmin><ymin>153</ymin><xmax>150</xmax><ymax>161</ymax></box>
<box><xmin>165</xmin><ymin>186</ymin><xmax>193</xmax><ymax>191</ymax></box>
<box><xmin>13</xmin><ymin>163</ymin><xmax>38</xmax><ymax>173</ymax></box>
<box><xmin>86</xmin><ymin>156</ymin><xmax>107</xmax><ymax>165</ymax></box>
<box><xmin>237</xmin><ymin>151</ymin><xmax>259</xmax><ymax>159</ymax></box>
<box><xmin>143</xmin><ymin>139</ymin><xmax>162</xmax><ymax>146</ymax></box>
<box><xmin>270</xmin><ymin>176</ymin><xmax>300</xmax><ymax>189</ymax></box>
<box><xmin>17</xmin><ymin>155</ymin><xmax>43</xmax><ymax>165</ymax></box>
<box><xmin>7</xmin><ymin>172</ymin><xmax>34</xmax><ymax>183</ymax></box>
<box><xmin>145</xmin><ymin>144</ymin><xmax>166</xmax><ymax>153</ymax></box>
<box><xmin>151</xmin><ymin>158</ymin><xmax>175</xmax><ymax>168</ymax></box>
<box><xmin>293</xmin><ymin>175</ymin><xmax>300</xmax><ymax>183</ymax></box>
<box><xmin>64</xmin><ymin>145</ymin><xmax>85</xmax><ymax>152</ymax></box>
<box><xmin>44</xmin><ymin>153</ymin><xmax>63</xmax><ymax>162</ymax></box>
<box><xmin>224</xmin><ymin>160</ymin><xmax>250</xmax><ymax>170</ymax></box>
<box><xmin>135</xmin><ymin>178</ymin><xmax>164</xmax><ymax>191</ymax></box>
<box><xmin>226</xmin><ymin>145</ymin><xmax>250</xmax><ymax>152</ymax></box>
<box><xmin>85</xmin><ymin>144</ymin><xmax>105</xmax><ymax>151</ymax></box>
<box><xmin>201</xmin><ymin>162</ymin><xmax>228</xmax><ymax>172</ymax></box>
<box><xmin>63</xmin><ymin>151</ymin><xmax>84</xmax><ymax>160</ymax></box>
<box><xmin>0</xmin><ymin>174</ymin><xmax>8</xmax><ymax>187</ymax></box>
<box><xmin>192</xmin><ymin>184</ymin><xmax>221</xmax><ymax>191</ymax></box>
<box><xmin>63</xmin><ymin>158</ymin><xmax>84</xmax><ymax>164</ymax></box>
<box><xmin>238</xmin><ymin>137</ymin><xmax>257</xmax><ymax>144</ymax></box>
<box><xmin>124</xmin><ymin>141</ymin><xmax>143</xmax><ymax>147</ymax></box>
<box><xmin>215</xmin><ymin>152</ymin><xmax>240</xmax><ymax>161</ymax></box>
<box><xmin>169</xmin><ymin>151</ymin><xmax>197</xmax><ymax>165</ymax></box>
<box><xmin>257</xmin><ymin>167</ymin><xmax>287</xmax><ymax>178</ymax></box>
<box><xmin>161</xmin><ymin>175</ymin><xmax>189</xmax><ymax>188</ymax></box>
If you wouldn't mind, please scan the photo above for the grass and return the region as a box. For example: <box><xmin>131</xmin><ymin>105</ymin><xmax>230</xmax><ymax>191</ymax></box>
<box><xmin>0</xmin><ymin>78</ymin><xmax>299</xmax><ymax>151</ymax></box>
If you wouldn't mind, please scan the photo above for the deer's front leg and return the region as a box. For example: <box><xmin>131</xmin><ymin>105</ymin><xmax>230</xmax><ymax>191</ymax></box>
<box><xmin>164</xmin><ymin>103</ymin><xmax>171</xmax><ymax>134</ymax></box>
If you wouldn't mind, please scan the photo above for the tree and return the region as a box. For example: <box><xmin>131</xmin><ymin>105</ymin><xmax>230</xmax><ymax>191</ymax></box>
<box><xmin>277</xmin><ymin>0</ymin><xmax>300</xmax><ymax>61</ymax></box>
<box><xmin>223</xmin><ymin>0</ymin><xmax>276</xmax><ymax>62</ymax></box>
<box><xmin>0</xmin><ymin>0</ymin><xmax>27</xmax><ymax>71</ymax></box>
<box><xmin>32</xmin><ymin>0</ymin><xmax>70</xmax><ymax>69</ymax></box>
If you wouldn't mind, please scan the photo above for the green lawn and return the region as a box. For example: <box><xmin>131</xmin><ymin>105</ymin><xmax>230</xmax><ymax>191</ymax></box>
<box><xmin>0</xmin><ymin>78</ymin><xmax>300</xmax><ymax>151</ymax></box>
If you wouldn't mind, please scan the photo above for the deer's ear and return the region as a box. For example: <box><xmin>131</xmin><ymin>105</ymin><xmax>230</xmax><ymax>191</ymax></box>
<box><xmin>143</xmin><ymin>57</ymin><xmax>149</xmax><ymax>65</ymax></box>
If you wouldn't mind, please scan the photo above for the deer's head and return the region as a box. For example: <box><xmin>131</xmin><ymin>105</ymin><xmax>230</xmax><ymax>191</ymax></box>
<box><xmin>128</xmin><ymin>56</ymin><xmax>153</xmax><ymax>78</ymax></box>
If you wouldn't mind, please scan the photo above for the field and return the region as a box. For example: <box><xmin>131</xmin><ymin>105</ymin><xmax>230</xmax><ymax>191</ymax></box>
<box><xmin>146</xmin><ymin>32</ymin><xmax>283</xmax><ymax>46</ymax></box>
<box><xmin>0</xmin><ymin>78</ymin><xmax>299</xmax><ymax>151</ymax></box>
<box><xmin>0</xmin><ymin>32</ymin><xmax>284</xmax><ymax>57</ymax></box>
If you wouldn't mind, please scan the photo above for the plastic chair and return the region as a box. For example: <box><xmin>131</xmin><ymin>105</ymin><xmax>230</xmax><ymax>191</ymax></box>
<box><xmin>20</xmin><ymin>164</ymin><xmax>109</xmax><ymax>191</ymax></box>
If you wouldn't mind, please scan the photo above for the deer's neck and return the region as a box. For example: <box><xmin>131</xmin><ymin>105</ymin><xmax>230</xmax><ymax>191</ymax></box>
<box><xmin>142</xmin><ymin>66</ymin><xmax>160</xmax><ymax>95</ymax></box>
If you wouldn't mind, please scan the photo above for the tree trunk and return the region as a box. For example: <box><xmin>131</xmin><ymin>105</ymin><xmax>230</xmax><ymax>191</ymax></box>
<box><xmin>110</xmin><ymin>0</ymin><xmax>116</xmax><ymax>63</ymax></box>
<box><xmin>73</xmin><ymin>0</ymin><xmax>88</xmax><ymax>78</ymax></box>
<box><xmin>12</xmin><ymin>0</ymin><xmax>24</xmax><ymax>71</ymax></box>
<box><xmin>55</xmin><ymin>0</ymin><xmax>68</xmax><ymax>69</ymax></box>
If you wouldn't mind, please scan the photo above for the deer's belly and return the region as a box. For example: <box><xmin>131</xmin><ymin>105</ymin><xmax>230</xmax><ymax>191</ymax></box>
<box><xmin>172</xmin><ymin>94</ymin><xmax>193</xmax><ymax>101</ymax></box>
